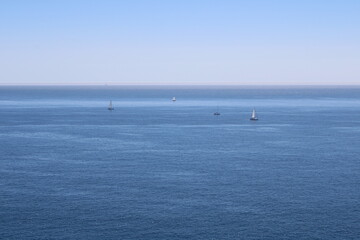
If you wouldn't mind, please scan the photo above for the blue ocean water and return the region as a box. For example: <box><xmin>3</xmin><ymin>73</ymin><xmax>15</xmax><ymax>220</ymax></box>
<box><xmin>0</xmin><ymin>86</ymin><xmax>359</xmax><ymax>240</ymax></box>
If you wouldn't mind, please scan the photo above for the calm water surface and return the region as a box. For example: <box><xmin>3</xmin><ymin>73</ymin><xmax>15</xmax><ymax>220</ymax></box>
<box><xmin>0</xmin><ymin>86</ymin><xmax>359</xmax><ymax>239</ymax></box>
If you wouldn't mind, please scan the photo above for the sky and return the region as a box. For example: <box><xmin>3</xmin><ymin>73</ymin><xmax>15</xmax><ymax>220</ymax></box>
<box><xmin>0</xmin><ymin>0</ymin><xmax>359</xmax><ymax>85</ymax></box>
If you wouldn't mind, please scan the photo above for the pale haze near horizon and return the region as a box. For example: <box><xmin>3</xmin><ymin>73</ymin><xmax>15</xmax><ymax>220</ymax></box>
<box><xmin>0</xmin><ymin>0</ymin><xmax>359</xmax><ymax>85</ymax></box>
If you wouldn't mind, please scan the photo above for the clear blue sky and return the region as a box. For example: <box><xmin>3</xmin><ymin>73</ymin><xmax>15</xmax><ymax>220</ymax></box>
<box><xmin>0</xmin><ymin>0</ymin><xmax>359</xmax><ymax>85</ymax></box>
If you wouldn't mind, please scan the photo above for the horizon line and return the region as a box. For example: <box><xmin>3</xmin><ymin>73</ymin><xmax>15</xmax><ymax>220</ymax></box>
<box><xmin>1</xmin><ymin>83</ymin><xmax>360</xmax><ymax>87</ymax></box>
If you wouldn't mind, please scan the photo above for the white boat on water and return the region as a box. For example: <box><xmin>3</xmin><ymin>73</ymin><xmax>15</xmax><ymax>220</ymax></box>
<box><xmin>172</xmin><ymin>97</ymin><xmax>176</xmax><ymax>102</ymax></box>
<box><xmin>108</xmin><ymin>100</ymin><xmax>114</xmax><ymax>110</ymax></box>
<box><xmin>250</xmin><ymin>108</ymin><xmax>258</xmax><ymax>120</ymax></box>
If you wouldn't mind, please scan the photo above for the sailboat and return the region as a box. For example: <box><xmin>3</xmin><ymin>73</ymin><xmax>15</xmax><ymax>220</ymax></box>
<box><xmin>250</xmin><ymin>108</ymin><xmax>258</xmax><ymax>120</ymax></box>
<box><xmin>108</xmin><ymin>100</ymin><xmax>114</xmax><ymax>111</ymax></box>
<box><xmin>214</xmin><ymin>106</ymin><xmax>220</xmax><ymax>116</ymax></box>
<box><xmin>172</xmin><ymin>97</ymin><xmax>176</xmax><ymax>102</ymax></box>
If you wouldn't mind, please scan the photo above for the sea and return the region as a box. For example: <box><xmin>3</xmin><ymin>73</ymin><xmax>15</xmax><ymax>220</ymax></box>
<box><xmin>0</xmin><ymin>86</ymin><xmax>359</xmax><ymax>240</ymax></box>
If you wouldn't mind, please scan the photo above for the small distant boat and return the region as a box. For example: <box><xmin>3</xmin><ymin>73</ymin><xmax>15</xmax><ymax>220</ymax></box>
<box><xmin>108</xmin><ymin>100</ymin><xmax>114</xmax><ymax>111</ymax></box>
<box><xmin>214</xmin><ymin>106</ymin><xmax>220</xmax><ymax>116</ymax></box>
<box><xmin>172</xmin><ymin>97</ymin><xmax>176</xmax><ymax>102</ymax></box>
<box><xmin>250</xmin><ymin>108</ymin><xmax>258</xmax><ymax>120</ymax></box>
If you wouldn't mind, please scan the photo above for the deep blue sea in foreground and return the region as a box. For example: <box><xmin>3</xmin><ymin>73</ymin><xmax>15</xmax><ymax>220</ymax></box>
<box><xmin>0</xmin><ymin>86</ymin><xmax>359</xmax><ymax>240</ymax></box>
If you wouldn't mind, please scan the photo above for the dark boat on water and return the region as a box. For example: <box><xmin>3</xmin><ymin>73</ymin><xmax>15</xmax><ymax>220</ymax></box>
<box><xmin>108</xmin><ymin>100</ymin><xmax>114</xmax><ymax>111</ymax></box>
<box><xmin>214</xmin><ymin>106</ymin><xmax>220</xmax><ymax>116</ymax></box>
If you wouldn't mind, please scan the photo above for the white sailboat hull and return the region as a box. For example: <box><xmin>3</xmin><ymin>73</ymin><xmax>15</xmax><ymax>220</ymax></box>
<box><xmin>250</xmin><ymin>109</ymin><xmax>258</xmax><ymax>120</ymax></box>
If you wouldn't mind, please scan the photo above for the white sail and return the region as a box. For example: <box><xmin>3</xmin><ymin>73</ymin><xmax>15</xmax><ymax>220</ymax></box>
<box><xmin>172</xmin><ymin>97</ymin><xmax>176</xmax><ymax>102</ymax></box>
<box><xmin>252</xmin><ymin>109</ymin><xmax>256</xmax><ymax>118</ymax></box>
